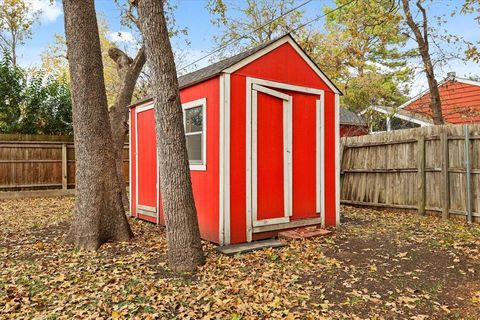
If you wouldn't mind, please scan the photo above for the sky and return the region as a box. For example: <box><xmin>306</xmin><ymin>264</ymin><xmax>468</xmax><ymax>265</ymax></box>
<box><xmin>15</xmin><ymin>0</ymin><xmax>480</xmax><ymax>97</ymax></box>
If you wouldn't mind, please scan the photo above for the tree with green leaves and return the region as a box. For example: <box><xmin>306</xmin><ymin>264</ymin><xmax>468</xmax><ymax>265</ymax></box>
<box><xmin>302</xmin><ymin>0</ymin><xmax>411</xmax><ymax>112</ymax></box>
<box><xmin>461</xmin><ymin>0</ymin><xmax>480</xmax><ymax>62</ymax></box>
<box><xmin>401</xmin><ymin>0</ymin><xmax>443</xmax><ymax>124</ymax></box>
<box><xmin>207</xmin><ymin>0</ymin><xmax>411</xmax><ymax>113</ymax></box>
<box><xmin>0</xmin><ymin>0</ymin><xmax>41</xmax><ymax>65</ymax></box>
<box><xmin>206</xmin><ymin>0</ymin><xmax>307</xmax><ymax>58</ymax></box>
<box><xmin>0</xmin><ymin>52</ymin><xmax>72</xmax><ymax>134</ymax></box>
<box><xmin>0</xmin><ymin>52</ymin><xmax>23</xmax><ymax>132</ymax></box>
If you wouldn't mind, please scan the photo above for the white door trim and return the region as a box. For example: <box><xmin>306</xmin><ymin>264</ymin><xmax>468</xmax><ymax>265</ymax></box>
<box><xmin>135</xmin><ymin>103</ymin><xmax>159</xmax><ymax>222</ymax></box>
<box><xmin>246</xmin><ymin>77</ymin><xmax>325</xmax><ymax>240</ymax></box>
<box><xmin>252</xmin><ymin>83</ymin><xmax>290</xmax><ymax>100</ymax></box>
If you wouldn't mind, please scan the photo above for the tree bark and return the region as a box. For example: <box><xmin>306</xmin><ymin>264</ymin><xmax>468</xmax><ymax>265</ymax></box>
<box><xmin>137</xmin><ymin>0</ymin><xmax>205</xmax><ymax>272</ymax></box>
<box><xmin>402</xmin><ymin>0</ymin><xmax>443</xmax><ymax>125</ymax></box>
<box><xmin>108</xmin><ymin>47</ymin><xmax>146</xmax><ymax>209</ymax></box>
<box><xmin>63</xmin><ymin>0</ymin><xmax>133</xmax><ymax>250</ymax></box>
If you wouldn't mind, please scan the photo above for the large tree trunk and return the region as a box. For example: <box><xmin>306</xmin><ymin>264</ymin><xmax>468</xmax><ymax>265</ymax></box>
<box><xmin>137</xmin><ymin>0</ymin><xmax>205</xmax><ymax>272</ymax></box>
<box><xmin>63</xmin><ymin>0</ymin><xmax>133</xmax><ymax>250</ymax></box>
<box><xmin>402</xmin><ymin>0</ymin><xmax>443</xmax><ymax>125</ymax></box>
<box><xmin>108</xmin><ymin>47</ymin><xmax>146</xmax><ymax>209</ymax></box>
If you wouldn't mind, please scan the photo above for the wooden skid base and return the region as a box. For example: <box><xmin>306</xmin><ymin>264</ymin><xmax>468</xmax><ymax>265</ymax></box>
<box><xmin>278</xmin><ymin>226</ymin><xmax>332</xmax><ymax>240</ymax></box>
<box><xmin>217</xmin><ymin>239</ymin><xmax>286</xmax><ymax>256</ymax></box>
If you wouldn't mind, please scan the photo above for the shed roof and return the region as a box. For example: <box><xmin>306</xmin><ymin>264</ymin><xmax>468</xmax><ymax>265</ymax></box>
<box><xmin>340</xmin><ymin>108</ymin><xmax>367</xmax><ymax>126</ymax></box>
<box><xmin>178</xmin><ymin>39</ymin><xmax>276</xmax><ymax>89</ymax></box>
<box><xmin>178</xmin><ymin>34</ymin><xmax>341</xmax><ymax>94</ymax></box>
<box><xmin>130</xmin><ymin>34</ymin><xmax>342</xmax><ymax>108</ymax></box>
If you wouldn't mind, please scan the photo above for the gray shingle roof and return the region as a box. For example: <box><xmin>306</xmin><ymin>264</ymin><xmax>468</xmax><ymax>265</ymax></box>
<box><xmin>340</xmin><ymin>108</ymin><xmax>367</xmax><ymax>126</ymax></box>
<box><xmin>178</xmin><ymin>39</ymin><xmax>277</xmax><ymax>89</ymax></box>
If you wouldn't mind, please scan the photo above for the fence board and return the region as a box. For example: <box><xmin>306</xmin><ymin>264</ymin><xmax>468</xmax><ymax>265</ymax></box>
<box><xmin>0</xmin><ymin>134</ymin><xmax>129</xmax><ymax>191</ymax></box>
<box><xmin>341</xmin><ymin>124</ymin><xmax>480</xmax><ymax>222</ymax></box>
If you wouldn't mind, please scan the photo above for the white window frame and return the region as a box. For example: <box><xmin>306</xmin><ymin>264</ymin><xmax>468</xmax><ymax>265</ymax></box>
<box><xmin>182</xmin><ymin>98</ymin><xmax>207</xmax><ymax>171</ymax></box>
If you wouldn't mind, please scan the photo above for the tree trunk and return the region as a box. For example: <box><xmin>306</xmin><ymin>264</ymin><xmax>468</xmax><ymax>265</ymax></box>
<box><xmin>108</xmin><ymin>47</ymin><xmax>146</xmax><ymax>209</ymax></box>
<box><xmin>137</xmin><ymin>0</ymin><xmax>205</xmax><ymax>272</ymax></box>
<box><xmin>63</xmin><ymin>0</ymin><xmax>133</xmax><ymax>250</ymax></box>
<box><xmin>402</xmin><ymin>0</ymin><xmax>443</xmax><ymax>125</ymax></box>
<box><xmin>11</xmin><ymin>31</ymin><xmax>16</xmax><ymax>66</ymax></box>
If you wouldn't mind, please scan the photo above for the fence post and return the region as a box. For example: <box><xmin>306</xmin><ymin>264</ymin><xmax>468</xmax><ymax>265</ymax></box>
<box><xmin>464</xmin><ymin>125</ymin><xmax>472</xmax><ymax>223</ymax></box>
<box><xmin>441</xmin><ymin>129</ymin><xmax>450</xmax><ymax>220</ymax></box>
<box><xmin>417</xmin><ymin>135</ymin><xmax>426</xmax><ymax>216</ymax></box>
<box><xmin>61</xmin><ymin>143</ymin><xmax>67</xmax><ymax>190</ymax></box>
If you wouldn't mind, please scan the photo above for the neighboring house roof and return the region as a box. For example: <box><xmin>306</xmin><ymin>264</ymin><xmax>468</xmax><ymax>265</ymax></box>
<box><xmin>360</xmin><ymin>74</ymin><xmax>480</xmax><ymax>126</ymax></box>
<box><xmin>340</xmin><ymin>108</ymin><xmax>367</xmax><ymax>126</ymax></box>
<box><xmin>402</xmin><ymin>76</ymin><xmax>480</xmax><ymax>124</ymax></box>
<box><xmin>361</xmin><ymin>106</ymin><xmax>433</xmax><ymax>126</ymax></box>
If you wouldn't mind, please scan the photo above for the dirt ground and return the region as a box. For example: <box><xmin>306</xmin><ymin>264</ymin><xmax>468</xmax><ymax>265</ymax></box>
<box><xmin>0</xmin><ymin>196</ymin><xmax>479</xmax><ymax>319</ymax></box>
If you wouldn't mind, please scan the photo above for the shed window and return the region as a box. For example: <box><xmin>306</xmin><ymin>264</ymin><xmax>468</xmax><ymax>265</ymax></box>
<box><xmin>182</xmin><ymin>98</ymin><xmax>207</xmax><ymax>170</ymax></box>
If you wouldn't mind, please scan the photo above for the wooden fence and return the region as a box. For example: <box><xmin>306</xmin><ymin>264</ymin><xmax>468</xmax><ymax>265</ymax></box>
<box><xmin>0</xmin><ymin>134</ymin><xmax>129</xmax><ymax>192</ymax></box>
<box><xmin>341</xmin><ymin>124</ymin><xmax>480</xmax><ymax>222</ymax></box>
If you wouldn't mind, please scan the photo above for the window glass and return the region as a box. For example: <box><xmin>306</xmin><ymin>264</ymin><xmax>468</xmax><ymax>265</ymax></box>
<box><xmin>185</xmin><ymin>106</ymin><xmax>202</xmax><ymax>133</ymax></box>
<box><xmin>183</xmin><ymin>101</ymin><xmax>205</xmax><ymax>167</ymax></box>
<box><xmin>186</xmin><ymin>134</ymin><xmax>202</xmax><ymax>163</ymax></box>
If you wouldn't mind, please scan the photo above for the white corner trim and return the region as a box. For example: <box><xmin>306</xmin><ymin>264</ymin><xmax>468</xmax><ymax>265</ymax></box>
<box><xmin>219</xmin><ymin>73</ymin><xmax>231</xmax><ymax>245</ymax></box>
<box><xmin>156</xmin><ymin>138</ymin><xmax>160</xmax><ymax>225</ymax></box>
<box><xmin>129</xmin><ymin>107</ymin><xmax>133</xmax><ymax>217</ymax></box>
<box><xmin>335</xmin><ymin>94</ymin><xmax>341</xmax><ymax>226</ymax></box>
<box><xmin>251</xmin><ymin>89</ymin><xmax>258</xmax><ymax>227</ymax></box>
<box><xmin>320</xmin><ymin>97</ymin><xmax>325</xmax><ymax>228</ymax></box>
<box><xmin>246</xmin><ymin>77</ymin><xmax>253</xmax><ymax>242</ymax></box>
<box><xmin>182</xmin><ymin>97</ymin><xmax>208</xmax><ymax>171</ymax></box>
<box><xmin>223</xmin><ymin>35</ymin><xmax>341</xmax><ymax>95</ymax></box>
<box><xmin>315</xmin><ymin>99</ymin><xmax>321</xmax><ymax>215</ymax></box>
<box><xmin>219</xmin><ymin>74</ymin><xmax>225</xmax><ymax>246</ymax></box>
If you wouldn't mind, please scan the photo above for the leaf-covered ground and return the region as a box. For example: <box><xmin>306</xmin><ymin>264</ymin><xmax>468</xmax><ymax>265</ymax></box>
<box><xmin>1</xmin><ymin>196</ymin><xmax>479</xmax><ymax>319</ymax></box>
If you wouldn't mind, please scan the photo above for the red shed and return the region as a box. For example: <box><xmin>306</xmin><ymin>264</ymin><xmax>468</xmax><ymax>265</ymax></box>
<box><xmin>129</xmin><ymin>34</ymin><xmax>342</xmax><ymax>245</ymax></box>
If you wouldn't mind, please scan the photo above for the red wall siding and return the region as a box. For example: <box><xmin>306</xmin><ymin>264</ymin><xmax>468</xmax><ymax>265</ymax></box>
<box><xmin>180</xmin><ymin>77</ymin><xmax>220</xmax><ymax>243</ymax></box>
<box><xmin>229</xmin><ymin>42</ymin><xmax>339</xmax><ymax>243</ymax></box>
<box><xmin>230</xmin><ymin>74</ymin><xmax>247</xmax><ymax>244</ymax></box>
<box><xmin>131</xmin><ymin>77</ymin><xmax>220</xmax><ymax>243</ymax></box>
<box><xmin>323</xmin><ymin>91</ymin><xmax>336</xmax><ymax>227</ymax></box>
<box><xmin>291</xmin><ymin>91</ymin><xmax>317</xmax><ymax>220</ymax></box>
<box><xmin>404</xmin><ymin>80</ymin><xmax>480</xmax><ymax>124</ymax></box>
<box><xmin>256</xmin><ymin>92</ymin><xmax>285</xmax><ymax>220</ymax></box>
